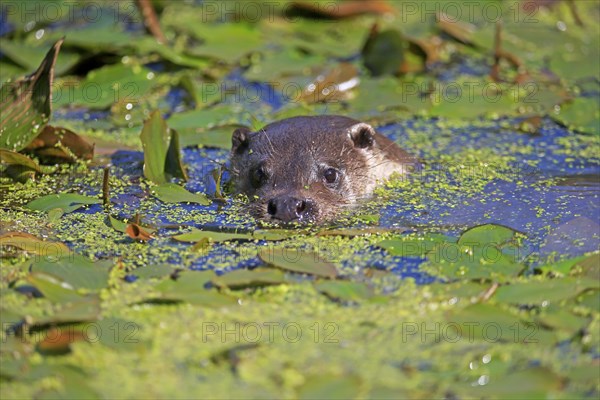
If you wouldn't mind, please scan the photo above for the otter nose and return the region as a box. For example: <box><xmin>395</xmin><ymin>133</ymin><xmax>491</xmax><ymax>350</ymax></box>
<box><xmin>267</xmin><ymin>196</ymin><xmax>309</xmax><ymax>222</ymax></box>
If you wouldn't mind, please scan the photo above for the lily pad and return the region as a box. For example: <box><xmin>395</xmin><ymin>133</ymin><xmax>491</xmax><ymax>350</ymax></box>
<box><xmin>212</xmin><ymin>268</ymin><xmax>287</xmax><ymax>289</ymax></box>
<box><xmin>258</xmin><ymin>247</ymin><xmax>338</xmax><ymax>278</ymax></box>
<box><xmin>52</xmin><ymin>63</ymin><xmax>157</xmax><ymax>110</ymax></box>
<box><xmin>152</xmin><ymin>271</ymin><xmax>236</xmax><ymax>306</ymax></box>
<box><xmin>26</xmin><ymin>272</ymin><xmax>84</xmax><ymax>304</ymax></box>
<box><xmin>552</xmin><ymin>97</ymin><xmax>600</xmax><ymax>136</ymax></box>
<box><xmin>30</xmin><ymin>254</ymin><xmax>112</xmax><ymax>292</ymax></box>
<box><xmin>314</xmin><ymin>281</ymin><xmax>373</xmax><ymax>302</ymax></box>
<box><xmin>493</xmin><ymin>277</ymin><xmax>599</xmax><ymax>305</ymax></box>
<box><xmin>26</xmin><ymin>193</ymin><xmax>101</xmax><ymax>214</ymax></box>
<box><xmin>151</xmin><ymin>183</ymin><xmax>211</xmax><ymax>205</ymax></box>
<box><xmin>173</xmin><ymin>229</ymin><xmax>253</xmax><ymax>243</ymax></box>
<box><xmin>298</xmin><ymin>374</ymin><xmax>362</xmax><ymax>400</ymax></box>
<box><xmin>377</xmin><ymin>234</ymin><xmax>453</xmax><ymax>257</ymax></box>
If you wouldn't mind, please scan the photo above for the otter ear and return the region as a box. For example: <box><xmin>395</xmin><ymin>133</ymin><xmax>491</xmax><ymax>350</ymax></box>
<box><xmin>348</xmin><ymin>123</ymin><xmax>375</xmax><ymax>149</ymax></box>
<box><xmin>232</xmin><ymin>127</ymin><xmax>252</xmax><ymax>153</ymax></box>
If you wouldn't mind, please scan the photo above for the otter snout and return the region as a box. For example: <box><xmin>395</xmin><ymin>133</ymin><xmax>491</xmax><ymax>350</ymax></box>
<box><xmin>267</xmin><ymin>195</ymin><xmax>315</xmax><ymax>222</ymax></box>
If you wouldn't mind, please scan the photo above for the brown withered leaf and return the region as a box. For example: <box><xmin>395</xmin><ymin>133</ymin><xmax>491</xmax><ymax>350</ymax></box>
<box><xmin>436</xmin><ymin>12</ymin><xmax>475</xmax><ymax>45</ymax></box>
<box><xmin>287</xmin><ymin>0</ymin><xmax>394</xmax><ymax>19</ymax></box>
<box><xmin>36</xmin><ymin>327</ymin><xmax>88</xmax><ymax>355</ymax></box>
<box><xmin>24</xmin><ymin>125</ymin><xmax>94</xmax><ymax>163</ymax></box>
<box><xmin>405</xmin><ymin>36</ymin><xmax>442</xmax><ymax>69</ymax></box>
<box><xmin>300</xmin><ymin>62</ymin><xmax>359</xmax><ymax>103</ymax></box>
<box><xmin>0</xmin><ymin>231</ymin><xmax>70</xmax><ymax>256</ymax></box>
<box><xmin>126</xmin><ymin>223</ymin><xmax>154</xmax><ymax>241</ymax></box>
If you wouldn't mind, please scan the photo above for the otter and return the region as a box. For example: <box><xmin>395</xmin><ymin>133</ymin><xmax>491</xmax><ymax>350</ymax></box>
<box><xmin>229</xmin><ymin>115</ymin><xmax>415</xmax><ymax>223</ymax></box>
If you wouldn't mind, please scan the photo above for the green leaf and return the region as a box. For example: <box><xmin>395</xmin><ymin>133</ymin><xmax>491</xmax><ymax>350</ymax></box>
<box><xmin>298</xmin><ymin>374</ymin><xmax>362</xmax><ymax>400</ymax></box>
<box><xmin>493</xmin><ymin>277</ymin><xmax>599</xmax><ymax>305</ymax></box>
<box><xmin>95</xmin><ymin>317</ymin><xmax>145</xmax><ymax>351</ymax></box>
<box><xmin>252</xmin><ymin>229</ymin><xmax>296</xmax><ymax>241</ymax></box>
<box><xmin>0</xmin><ymin>39</ymin><xmax>80</xmax><ymax>75</ymax></box>
<box><xmin>212</xmin><ymin>268</ymin><xmax>287</xmax><ymax>289</ymax></box>
<box><xmin>140</xmin><ymin>111</ymin><xmax>187</xmax><ymax>184</ymax></box>
<box><xmin>33</xmin><ymin>295</ymin><xmax>101</xmax><ymax>325</ymax></box>
<box><xmin>132</xmin><ymin>264</ymin><xmax>176</xmax><ymax>280</ymax></box>
<box><xmin>377</xmin><ymin>234</ymin><xmax>453</xmax><ymax>257</ymax></box>
<box><xmin>108</xmin><ymin>215</ymin><xmax>128</xmax><ymax>233</ymax></box>
<box><xmin>259</xmin><ymin>247</ymin><xmax>338</xmax><ymax>278</ymax></box>
<box><xmin>552</xmin><ymin>97</ymin><xmax>600</xmax><ymax>136</ymax></box>
<box><xmin>0</xmin><ymin>38</ymin><xmax>63</xmax><ymax>151</ymax></box>
<box><xmin>184</xmin><ymin>23</ymin><xmax>263</xmax><ymax>63</ymax></box>
<box><xmin>362</xmin><ymin>29</ymin><xmax>406</xmax><ymax>77</ymax></box>
<box><xmin>314</xmin><ymin>281</ymin><xmax>373</xmax><ymax>302</ymax></box>
<box><xmin>0</xmin><ymin>149</ymin><xmax>42</xmax><ymax>173</ymax></box>
<box><xmin>152</xmin><ymin>271</ymin><xmax>236</xmax><ymax>306</ymax></box>
<box><xmin>466</xmin><ymin>367</ymin><xmax>564</xmax><ymax>399</ymax></box>
<box><xmin>52</xmin><ymin>63</ymin><xmax>157</xmax><ymax>110</ymax></box>
<box><xmin>151</xmin><ymin>183</ymin><xmax>210</xmax><ymax>205</ymax></box>
<box><xmin>29</xmin><ymin>254</ymin><xmax>112</xmax><ymax>291</ymax></box>
<box><xmin>25</xmin><ymin>272</ymin><xmax>83</xmax><ymax>303</ymax></box>
<box><xmin>26</xmin><ymin>193</ymin><xmax>101</xmax><ymax>213</ymax></box>
<box><xmin>424</xmin><ymin>224</ymin><xmax>526</xmax><ymax>281</ymax></box>
<box><xmin>172</xmin><ymin>229</ymin><xmax>252</xmax><ymax>243</ymax></box>
<box><xmin>457</xmin><ymin>224</ymin><xmax>516</xmax><ymax>246</ymax></box>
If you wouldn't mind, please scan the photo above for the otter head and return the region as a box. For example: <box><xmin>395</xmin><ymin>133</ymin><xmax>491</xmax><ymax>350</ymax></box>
<box><xmin>228</xmin><ymin>116</ymin><xmax>389</xmax><ymax>224</ymax></box>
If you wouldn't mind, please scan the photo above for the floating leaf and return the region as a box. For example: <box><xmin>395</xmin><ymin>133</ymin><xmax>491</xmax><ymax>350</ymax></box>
<box><xmin>29</xmin><ymin>254</ymin><xmax>111</xmax><ymax>291</ymax></box>
<box><xmin>445</xmin><ymin>303</ymin><xmax>553</xmax><ymax>343</ymax></box>
<box><xmin>108</xmin><ymin>215</ymin><xmax>128</xmax><ymax>233</ymax></box>
<box><xmin>52</xmin><ymin>63</ymin><xmax>157</xmax><ymax>110</ymax></box>
<box><xmin>24</xmin><ymin>125</ymin><xmax>94</xmax><ymax>162</ymax></box>
<box><xmin>173</xmin><ymin>229</ymin><xmax>252</xmax><ymax>243</ymax></box>
<box><xmin>184</xmin><ymin>23</ymin><xmax>262</xmax><ymax>63</ymax></box>
<box><xmin>95</xmin><ymin>317</ymin><xmax>144</xmax><ymax>351</ymax></box>
<box><xmin>131</xmin><ymin>264</ymin><xmax>175</xmax><ymax>280</ymax></box>
<box><xmin>314</xmin><ymin>281</ymin><xmax>373</xmax><ymax>301</ymax></box>
<box><xmin>362</xmin><ymin>28</ymin><xmax>406</xmax><ymax>77</ymax></box>
<box><xmin>152</xmin><ymin>271</ymin><xmax>236</xmax><ymax>306</ymax></box>
<box><xmin>378</xmin><ymin>234</ymin><xmax>453</xmax><ymax>257</ymax></box>
<box><xmin>466</xmin><ymin>367</ymin><xmax>564</xmax><ymax>398</ymax></box>
<box><xmin>259</xmin><ymin>247</ymin><xmax>338</xmax><ymax>278</ymax></box>
<box><xmin>212</xmin><ymin>268</ymin><xmax>287</xmax><ymax>289</ymax></box>
<box><xmin>493</xmin><ymin>277</ymin><xmax>599</xmax><ymax>305</ymax></box>
<box><xmin>457</xmin><ymin>224</ymin><xmax>516</xmax><ymax>247</ymax></box>
<box><xmin>36</xmin><ymin>327</ymin><xmax>87</xmax><ymax>355</ymax></box>
<box><xmin>140</xmin><ymin>111</ymin><xmax>187</xmax><ymax>184</ymax></box>
<box><xmin>298</xmin><ymin>374</ymin><xmax>362</xmax><ymax>400</ymax></box>
<box><xmin>552</xmin><ymin>97</ymin><xmax>600</xmax><ymax>136</ymax></box>
<box><xmin>151</xmin><ymin>183</ymin><xmax>210</xmax><ymax>205</ymax></box>
<box><xmin>318</xmin><ymin>227</ymin><xmax>401</xmax><ymax>237</ymax></box>
<box><xmin>252</xmin><ymin>229</ymin><xmax>296</xmax><ymax>241</ymax></box>
<box><xmin>0</xmin><ymin>231</ymin><xmax>69</xmax><ymax>256</ymax></box>
<box><xmin>0</xmin><ymin>38</ymin><xmax>63</xmax><ymax>151</ymax></box>
<box><xmin>26</xmin><ymin>272</ymin><xmax>83</xmax><ymax>303</ymax></box>
<box><xmin>26</xmin><ymin>193</ymin><xmax>101</xmax><ymax>214</ymax></box>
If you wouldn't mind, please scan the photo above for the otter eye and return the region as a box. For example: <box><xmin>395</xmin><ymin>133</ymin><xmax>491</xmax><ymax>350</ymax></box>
<box><xmin>323</xmin><ymin>168</ymin><xmax>339</xmax><ymax>184</ymax></box>
<box><xmin>250</xmin><ymin>165</ymin><xmax>268</xmax><ymax>188</ymax></box>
